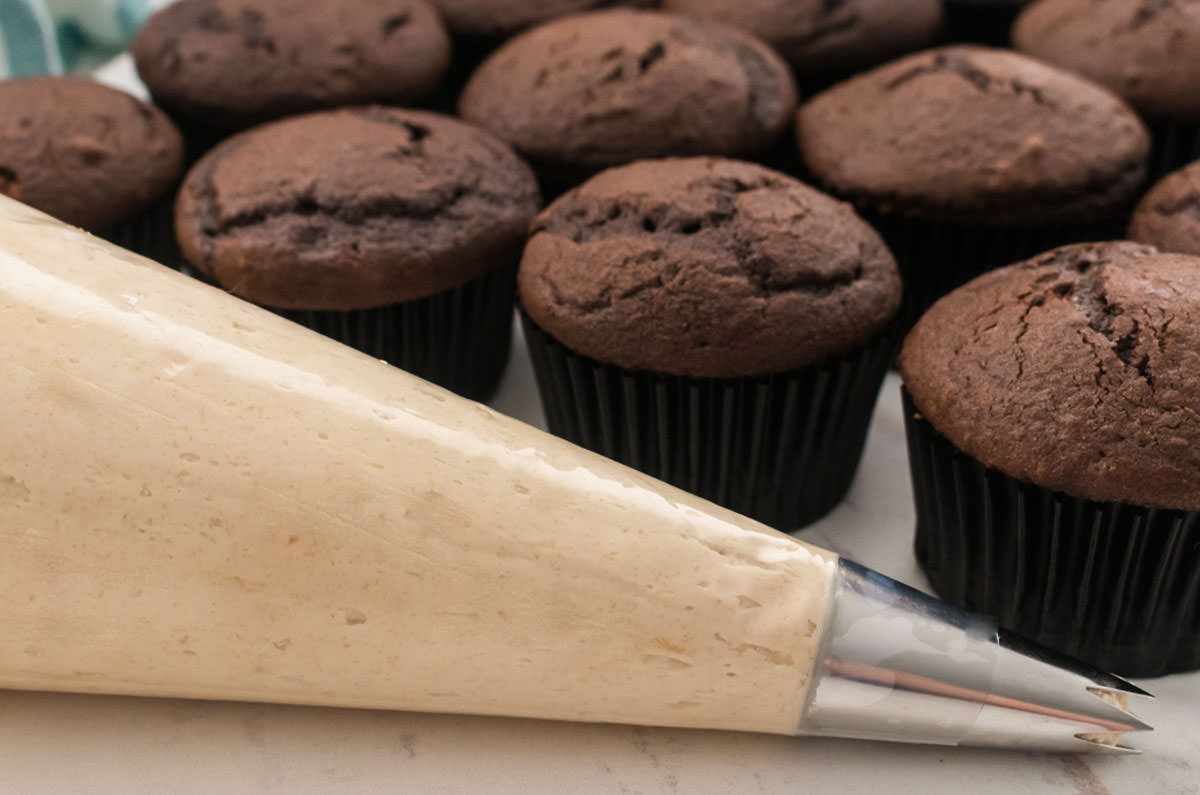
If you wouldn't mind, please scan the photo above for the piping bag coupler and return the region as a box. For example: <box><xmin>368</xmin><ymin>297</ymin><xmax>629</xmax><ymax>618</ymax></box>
<box><xmin>797</xmin><ymin>560</ymin><xmax>1152</xmax><ymax>754</ymax></box>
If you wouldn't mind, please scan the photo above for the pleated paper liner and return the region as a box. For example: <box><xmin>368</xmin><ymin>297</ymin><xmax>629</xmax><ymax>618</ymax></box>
<box><xmin>1146</xmin><ymin>119</ymin><xmax>1200</xmax><ymax>184</ymax></box>
<box><xmin>754</xmin><ymin>124</ymin><xmax>810</xmax><ymax>187</ymax></box>
<box><xmin>867</xmin><ymin>212</ymin><xmax>1121</xmax><ymax>334</ymax></box>
<box><xmin>279</xmin><ymin>261</ymin><xmax>517</xmax><ymax>402</ymax></box>
<box><xmin>424</xmin><ymin>36</ymin><xmax>496</xmax><ymax>116</ymax></box>
<box><xmin>521</xmin><ymin>309</ymin><xmax>896</xmax><ymax>531</ymax></box>
<box><xmin>98</xmin><ymin>196</ymin><xmax>183</xmax><ymax>271</ymax></box>
<box><xmin>903</xmin><ymin>389</ymin><xmax>1200</xmax><ymax>677</ymax></box>
<box><xmin>164</xmin><ymin>109</ymin><xmax>232</xmax><ymax>165</ymax></box>
<box><xmin>941</xmin><ymin>2</ymin><xmax>1022</xmax><ymax>46</ymax></box>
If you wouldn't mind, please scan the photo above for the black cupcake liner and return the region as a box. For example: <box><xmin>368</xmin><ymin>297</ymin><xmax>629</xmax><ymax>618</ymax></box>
<box><xmin>903</xmin><ymin>389</ymin><xmax>1200</xmax><ymax>677</ymax></box>
<box><xmin>866</xmin><ymin>212</ymin><xmax>1121</xmax><ymax>333</ymax></box>
<box><xmin>157</xmin><ymin>107</ymin><xmax>230</xmax><ymax>165</ymax></box>
<box><xmin>279</xmin><ymin>261</ymin><xmax>517</xmax><ymax>402</ymax></box>
<box><xmin>98</xmin><ymin>196</ymin><xmax>182</xmax><ymax>270</ymax></box>
<box><xmin>942</xmin><ymin>2</ymin><xmax>1021</xmax><ymax>46</ymax></box>
<box><xmin>752</xmin><ymin>112</ymin><xmax>808</xmax><ymax>184</ymax></box>
<box><xmin>1146</xmin><ymin>119</ymin><xmax>1200</xmax><ymax>184</ymax></box>
<box><xmin>520</xmin><ymin>310</ymin><xmax>896</xmax><ymax>530</ymax></box>
<box><xmin>794</xmin><ymin>72</ymin><xmax>852</xmax><ymax>99</ymax></box>
<box><xmin>528</xmin><ymin>160</ymin><xmax>602</xmax><ymax>204</ymax></box>
<box><xmin>425</xmin><ymin>35</ymin><xmax>497</xmax><ymax>115</ymax></box>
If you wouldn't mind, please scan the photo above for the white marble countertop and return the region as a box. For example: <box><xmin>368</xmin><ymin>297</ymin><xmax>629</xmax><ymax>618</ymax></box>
<box><xmin>2</xmin><ymin>318</ymin><xmax>1197</xmax><ymax>794</ymax></box>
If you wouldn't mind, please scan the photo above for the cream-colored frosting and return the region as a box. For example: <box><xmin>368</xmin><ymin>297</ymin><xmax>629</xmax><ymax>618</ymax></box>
<box><xmin>0</xmin><ymin>196</ymin><xmax>837</xmax><ymax>735</ymax></box>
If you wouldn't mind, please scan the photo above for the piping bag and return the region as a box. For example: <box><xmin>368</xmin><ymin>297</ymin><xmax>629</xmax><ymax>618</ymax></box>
<box><xmin>0</xmin><ymin>197</ymin><xmax>1150</xmax><ymax>754</ymax></box>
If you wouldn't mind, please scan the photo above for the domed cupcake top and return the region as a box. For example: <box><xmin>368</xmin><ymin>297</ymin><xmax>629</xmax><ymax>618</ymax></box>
<box><xmin>1014</xmin><ymin>0</ymin><xmax>1200</xmax><ymax>122</ymax></box>
<box><xmin>459</xmin><ymin>10</ymin><xmax>797</xmax><ymax>171</ymax></box>
<box><xmin>519</xmin><ymin>157</ymin><xmax>901</xmax><ymax>378</ymax></box>
<box><xmin>1129</xmin><ymin>161</ymin><xmax>1200</xmax><ymax>257</ymax></box>
<box><xmin>0</xmin><ymin>77</ymin><xmax>184</xmax><ymax>231</ymax></box>
<box><xmin>900</xmin><ymin>241</ymin><xmax>1200</xmax><ymax>510</ymax></box>
<box><xmin>661</xmin><ymin>0</ymin><xmax>943</xmax><ymax>75</ymax></box>
<box><xmin>796</xmin><ymin>46</ymin><xmax>1150</xmax><ymax>225</ymax></box>
<box><xmin>132</xmin><ymin>0</ymin><xmax>451</xmax><ymax>129</ymax></box>
<box><xmin>429</xmin><ymin>0</ymin><xmax>652</xmax><ymax>37</ymax></box>
<box><xmin>175</xmin><ymin>108</ymin><xmax>540</xmax><ymax>310</ymax></box>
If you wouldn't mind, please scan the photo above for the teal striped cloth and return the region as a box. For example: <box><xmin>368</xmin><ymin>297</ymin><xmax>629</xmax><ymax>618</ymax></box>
<box><xmin>1</xmin><ymin>0</ymin><xmax>170</xmax><ymax>78</ymax></box>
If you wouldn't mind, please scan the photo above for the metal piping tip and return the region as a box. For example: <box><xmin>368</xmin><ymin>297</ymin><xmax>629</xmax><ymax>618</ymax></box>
<box><xmin>957</xmin><ymin>631</ymin><xmax>1153</xmax><ymax>752</ymax></box>
<box><xmin>797</xmin><ymin>560</ymin><xmax>1153</xmax><ymax>754</ymax></box>
<box><xmin>1087</xmin><ymin>671</ymin><xmax>1153</xmax><ymax>699</ymax></box>
<box><xmin>997</xmin><ymin>629</ymin><xmax>1152</xmax><ymax>699</ymax></box>
<box><xmin>1074</xmin><ymin>736</ymin><xmax>1142</xmax><ymax>756</ymax></box>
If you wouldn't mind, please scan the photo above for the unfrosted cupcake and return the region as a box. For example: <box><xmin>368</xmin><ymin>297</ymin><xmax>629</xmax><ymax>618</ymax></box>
<box><xmin>900</xmin><ymin>241</ymin><xmax>1200</xmax><ymax>676</ymax></box>
<box><xmin>797</xmin><ymin>46</ymin><xmax>1150</xmax><ymax>329</ymax></box>
<box><xmin>459</xmin><ymin>10</ymin><xmax>797</xmax><ymax>196</ymax></box>
<box><xmin>0</xmin><ymin>76</ymin><xmax>184</xmax><ymax>266</ymax></box>
<box><xmin>175</xmin><ymin>107</ymin><xmax>541</xmax><ymax>400</ymax></box>
<box><xmin>1014</xmin><ymin>0</ymin><xmax>1200</xmax><ymax>179</ymax></box>
<box><xmin>1128</xmin><ymin>160</ymin><xmax>1200</xmax><ymax>257</ymax></box>
<box><xmin>662</xmin><ymin>0</ymin><xmax>943</xmax><ymax>89</ymax></box>
<box><xmin>519</xmin><ymin>157</ymin><xmax>901</xmax><ymax>529</ymax></box>
<box><xmin>423</xmin><ymin>0</ymin><xmax>652</xmax><ymax>112</ymax></box>
<box><xmin>132</xmin><ymin>0</ymin><xmax>451</xmax><ymax>153</ymax></box>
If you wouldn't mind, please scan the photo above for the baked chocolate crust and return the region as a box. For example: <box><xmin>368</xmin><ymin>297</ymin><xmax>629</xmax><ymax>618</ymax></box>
<box><xmin>0</xmin><ymin>76</ymin><xmax>183</xmax><ymax>231</ymax></box>
<box><xmin>520</xmin><ymin>157</ymin><xmax>901</xmax><ymax>377</ymax></box>
<box><xmin>1129</xmin><ymin>160</ymin><xmax>1200</xmax><ymax>257</ymax></box>
<box><xmin>1015</xmin><ymin>0</ymin><xmax>1200</xmax><ymax>122</ymax></box>
<box><xmin>662</xmin><ymin>0</ymin><xmax>943</xmax><ymax>75</ymax></box>
<box><xmin>176</xmin><ymin>108</ymin><xmax>541</xmax><ymax>309</ymax></box>
<box><xmin>796</xmin><ymin>46</ymin><xmax>1150</xmax><ymax>226</ymax></box>
<box><xmin>459</xmin><ymin>10</ymin><xmax>797</xmax><ymax>171</ymax></box>
<box><xmin>132</xmin><ymin>0</ymin><xmax>451</xmax><ymax>130</ymax></box>
<box><xmin>900</xmin><ymin>241</ymin><xmax>1200</xmax><ymax>511</ymax></box>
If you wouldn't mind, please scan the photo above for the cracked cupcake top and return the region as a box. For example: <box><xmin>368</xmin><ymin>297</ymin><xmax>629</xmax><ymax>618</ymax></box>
<box><xmin>132</xmin><ymin>0</ymin><xmax>451</xmax><ymax>130</ymax></box>
<box><xmin>661</xmin><ymin>0</ymin><xmax>943</xmax><ymax>75</ymax></box>
<box><xmin>175</xmin><ymin>107</ymin><xmax>541</xmax><ymax>310</ymax></box>
<box><xmin>0</xmin><ymin>77</ymin><xmax>184</xmax><ymax>232</ymax></box>
<box><xmin>519</xmin><ymin>158</ymin><xmax>901</xmax><ymax>378</ymax></box>
<box><xmin>1015</xmin><ymin>0</ymin><xmax>1200</xmax><ymax>122</ymax></box>
<box><xmin>900</xmin><ymin>242</ymin><xmax>1200</xmax><ymax>510</ymax></box>
<box><xmin>1129</xmin><ymin>161</ymin><xmax>1200</xmax><ymax>257</ymax></box>
<box><xmin>458</xmin><ymin>10</ymin><xmax>797</xmax><ymax>171</ymax></box>
<box><xmin>796</xmin><ymin>46</ymin><xmax>1150</xmax><ymax>226</ymax></box>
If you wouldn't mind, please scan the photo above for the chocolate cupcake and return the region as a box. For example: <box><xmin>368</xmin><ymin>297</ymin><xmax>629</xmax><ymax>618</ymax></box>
<box><xmin>132</xmin><ymin>0</ymin><xmax>451</xmax><ymax>154</ymax></box>
<box><xmin>459</xmin><ymin>10</ymin><xmax>797</xmax><ymax>197</ymax></box>
<box><xmin>1014</xmin><ymin>0</ymin><xmax>1200</xmax><ymax>180</ymax></box>
<box><xmin>431</xmin><ymin>0</ymin><xmax>651</xmax><ymax>37</ymax></box>
<box><xmin>942</xmin><ymin>0</ymin><xmax>1031</xmax><ymax>46</ymax></box>
<box><xmin>661</xmin><ymin>0</ymin><xmax>943</xmax><ymax>90</ymax></box>
<box><xmin>797</xmin><ymin>46</ymin><xmax>1150</xmax><ymax>330</ymax></box>
<box><xmin>423</xmin><ymin>0</ymin><xmax>654</xmax><ymax>113</ymax></box>
<box><xmin>1129</xmin><ymin>161</ymin><xmax>1200</xmax><ymax>257</ymax></box>
<box><xmin>899</xmin><ymin>241</ymin><xmax>1200</xmax><ymax>676</ymax></box>
<box><xmin>0</xmin><ymin>76</ymin><xmax>184</xmax><ymax>266</ymax></box>
<box><xmin>519</xmin><ymin>157</ymin><xmax>901</xmax><ymax>529</ymax></box>
<box><xmin>175</xmin><ymin>107</ymin><xmax>541</xmax><ymax>400</ymax></box>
